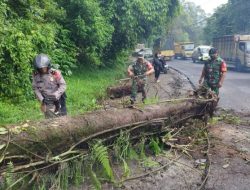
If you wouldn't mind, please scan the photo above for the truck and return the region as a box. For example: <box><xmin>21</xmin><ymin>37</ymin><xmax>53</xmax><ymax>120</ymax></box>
<box><xmin>160</xmin><ymin>37</ymin><xmax>175</xmax><ymax>60</ymax></box>
<box><xmin>153</xmin><ymin>37</ymin><xmax>175</xmax><ymax>61</ymax></box>
<box><xmin>174</xmin><ymin>42</ymin><xmax>194</xmax><ymax>59</ymax></box>
<box><xmin>213</xmin><ymin>35</ymin><xmax>250</xmax><ymax>71</ymax></box>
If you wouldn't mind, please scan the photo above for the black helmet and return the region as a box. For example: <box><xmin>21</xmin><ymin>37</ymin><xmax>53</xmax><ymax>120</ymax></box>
<box><xmin>209</xmin><ymin>48</ymin><xmax>218</xmax><ymax>56</ymax></box>
<box><xmin>34</xmin><ymin>54</ymin><xmax>51</xmax><ymax>69</ymax></box>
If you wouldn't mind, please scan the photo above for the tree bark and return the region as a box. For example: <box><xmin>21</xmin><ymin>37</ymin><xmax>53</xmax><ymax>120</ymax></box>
<box><xmin>107</xmin><ymin>80</ymin><xmax>144</xmax><ymax>98</ymax></box>
<box><xmin>0</xmin><ymin>99</ymin><xmax>214</xmax><ymax>161</ymax></box>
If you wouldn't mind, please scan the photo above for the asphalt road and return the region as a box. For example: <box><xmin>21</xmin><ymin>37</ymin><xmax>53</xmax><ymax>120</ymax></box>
<box><xmin>168</xmin><ymin>59</ymin><xmax>250</xmax><ymax>112</ymax></box>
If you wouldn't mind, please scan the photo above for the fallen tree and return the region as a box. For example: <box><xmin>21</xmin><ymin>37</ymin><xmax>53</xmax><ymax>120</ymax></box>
<box><xmin>0</xmin><ymin>97</ymin><xmax>215</xmax><ymax>175</ymax></box>
<box><xmin>107</xmin><ymin>79</ymin><xmax>144</xmax><ymax>98</ymax></box>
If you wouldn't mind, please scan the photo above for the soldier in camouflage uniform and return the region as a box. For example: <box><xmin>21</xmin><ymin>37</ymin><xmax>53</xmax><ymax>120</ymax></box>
<box><xmin>32</xmin><ymin>54</ymin><xmax>67</xmax><ymax>118</ymax></box>
<box><xmin>127</xmin><ymin>53</ymin><xmax>154</xmax><ymax>104</ymax></box>
<box><xmin>198</xmin><ymin>48</ymin><xmax>227</xmax><ymax>96</ymax></box>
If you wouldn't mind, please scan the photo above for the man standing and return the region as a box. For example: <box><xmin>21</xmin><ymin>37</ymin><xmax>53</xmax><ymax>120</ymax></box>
<box><xmin>127</xmin><ymin>53</ymin><xmax>154</xmax><ymax>104</ymax></box>
<box><xmin>198</xmin><ymin>48</ymin><xmax>227</xmax><ymax>96</ymax></box>
<box><xmin>153</xmin><ymin>51</ymin><xmax>164</xmax><ymax>82</ymax></box>
<box><xmin>32</xmin><ymin>54</ymin><xmax>67</xmax><ymax>118</ymax></box>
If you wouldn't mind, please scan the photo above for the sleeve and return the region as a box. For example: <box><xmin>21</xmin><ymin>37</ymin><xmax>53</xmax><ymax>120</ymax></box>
<box><xmin>32</xmin><ymin>76</ymin><xmax>44</xmax><ymax>102</ymax></box>
<box><xmin>221</xmin><ymin>61</ymin><xmax>227</xmax><ymax>72</ymax></box>
<box><xmin>146</xmin><ymin>61</ymin><xmax>153</xmax><ymax>70</ymax></box>
<box><xmin>128</xmin><ymin>65</ymin><xmax>133</xmax><ymax>71</ymax></box>
<box><xmin>54</xmin><ymin>71</ymin><xmax>67</xmax><ymax>100</ymax></box>
<box><xmin>152</xmin><ymin>59</ymin><xmax>155</xmax><ymax>66</ymax></box>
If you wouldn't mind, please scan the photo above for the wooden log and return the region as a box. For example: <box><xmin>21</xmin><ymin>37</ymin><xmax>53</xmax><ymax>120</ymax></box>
<box><xmin>0</xmin><ymin>98</ymin><xmax>214</xmax><ymax>161</ymax></box>
<box><xmin>107</xmin><ymin>80</ymin><xmax>144</xmax><ymax>98</ymax></box>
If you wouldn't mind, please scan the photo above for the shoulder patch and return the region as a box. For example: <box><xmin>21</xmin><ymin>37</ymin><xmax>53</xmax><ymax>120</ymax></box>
<box><xmin>50</xmin><ymin>70</ymin><xmax>61</xmax><ymax>80</ymax></box>
<box><xmin>33</xmin><ymin>71</ymin><xmax>39</xmax><ymax>76</ymax></box>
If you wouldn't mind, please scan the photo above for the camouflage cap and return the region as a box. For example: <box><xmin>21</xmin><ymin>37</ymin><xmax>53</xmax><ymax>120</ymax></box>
<box><xmin>137</xmin><ymin>52</ymin><xmax>144</xmax><ymax>58</ymax></box>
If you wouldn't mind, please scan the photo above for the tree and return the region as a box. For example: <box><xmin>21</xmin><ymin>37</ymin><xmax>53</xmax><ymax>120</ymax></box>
<box><xmin>203</xmin><ymin>0</ymin><xmax>250</xmax><ymax>44</ymax></box>
<box><xmin>0</xmin><ymin>0</ymin><xmax>180</xmax><ymax>101</ymax></box>
<box><xmin>166</xmin><ymin>1</ymin><xmax>207</xmax><ymax>45</ymax></box>
<box><xmin>203</xmin><ymin>4</ymin><xmax>232</xmax><ymax>44</ymax></box>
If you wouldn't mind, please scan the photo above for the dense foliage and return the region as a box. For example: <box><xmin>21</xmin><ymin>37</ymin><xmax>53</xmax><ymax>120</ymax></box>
<box><xmin>163</xmin><ymin>0</ymin><xmax>207</xmax><ymax>45</ymax></box>
<box><xmin>204</xmin><ymin>0</ymin><xmax>250</xmax><ymax>43</ymax></box>
<box><xmin>0</xmin><ymin>0</ymin><xmax>180</xmax><ymax>101</ymax></box>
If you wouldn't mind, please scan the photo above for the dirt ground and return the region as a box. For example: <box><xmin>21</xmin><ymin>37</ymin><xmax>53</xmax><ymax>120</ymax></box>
<box><xmin>73</xmin><ymin>69</ymin><xmax>250</xmax><ymax>190</ymax></box>
<box><xmin>206</xmin><ymin>116</ymin><xmax>250</xmax><ymax>190</ymax></box>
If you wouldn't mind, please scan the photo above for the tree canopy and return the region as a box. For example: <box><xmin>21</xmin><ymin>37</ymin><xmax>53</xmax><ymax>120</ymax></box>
<box><xmin>204</xmin><ymin>0</ymin><xmax>250</xmax><ymax>43</ymax></box>
<box><xmin>164</xmin><ymin>0</ymin><xmax>207</xmax><ymax>45</ymax></box>
<box><xmin>0</xmin><ymin>0</ymin><xmax>180</xmax><ymax>101</ymax></box>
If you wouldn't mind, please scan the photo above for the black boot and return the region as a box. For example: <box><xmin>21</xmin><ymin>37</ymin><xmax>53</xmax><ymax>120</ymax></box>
<box><xmin>130</xmin><ymin>97</ymin><xmax>136</xmax><ymax>105</ymax></box>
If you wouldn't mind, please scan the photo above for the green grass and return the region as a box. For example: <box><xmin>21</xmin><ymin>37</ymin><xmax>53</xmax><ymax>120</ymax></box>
<box><xmin>0</xmin><ymin>62</ymin><xmax>128</xmax><ymax>125</ymax></box>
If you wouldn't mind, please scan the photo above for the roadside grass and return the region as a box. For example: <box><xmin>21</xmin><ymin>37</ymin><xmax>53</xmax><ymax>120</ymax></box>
<box><xmin>66</xmin><ymin>63</ymin><xmax>126</xmax><ymax>115</ymax></box>
<box><xmin>0</xmin><ymin>61</ymin><xmax>128</xmax><ymax>125</ymax></box>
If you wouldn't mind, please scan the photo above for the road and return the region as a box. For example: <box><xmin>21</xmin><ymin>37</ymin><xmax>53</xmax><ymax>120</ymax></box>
<box><xmin>168</xmin><ymin>59</ymin><xmax>250</xmax><ymax>112</ymax></box>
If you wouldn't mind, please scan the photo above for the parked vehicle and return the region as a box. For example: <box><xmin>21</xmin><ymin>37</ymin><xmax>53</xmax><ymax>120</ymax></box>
<box><xmin>174</xmin><ymin>42</ymin><xmax>194</xmax><ymax>59</ymax></box>
<box><xmin>133</xmin><ymin>48</ymin><xmax>153</xmax><ymax>60</ymax></box>
<box><xmin>174</xmin><ymin>43</ymin><xmax>182</xmax><ymax>58</ymax></box>
<box><xmin>213</xmin><ymin>35</ymin><xmax>250</xmax><ymax>71</ymax></box>
<box><xmin>192</xmin><ymin>45</ymin><xmax>211</xmax><ymax>63</ymax></box>
<box><xmin>160</xmin><ymin>37</ymin><xmax>175</xmax><ymax>61</ymax></box>
<box><xmin>132</xmin><ymin>43</ymin><xmax>145</xmax><ymax>57</ymax></box>
<box><xmin>141</xmin><ymin>48</ymin><xmax>153</xmax><ymax>59</ymax></box>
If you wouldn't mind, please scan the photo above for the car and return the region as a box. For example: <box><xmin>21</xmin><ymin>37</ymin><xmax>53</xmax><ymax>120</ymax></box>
<box><xmin>138</xmin><ymin>48</ymin><xmax>153</xmax><ymax>59</ymax></box>
<box><xmin>192</xmin><ymin>45</ymin><xmax>211</xmax><ymax>63</ymax></box>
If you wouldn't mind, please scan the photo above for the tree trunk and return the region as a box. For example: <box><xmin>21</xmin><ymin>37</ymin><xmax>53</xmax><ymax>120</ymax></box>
<box><xmin>0</xmin><ymin>99</ymin><xmax>214</xmax><ymax>161</ymax></box>
<box><xmin>107</xmin><ymin>80</ymin><xmax>144</xmax><ymax>98</ymax></box>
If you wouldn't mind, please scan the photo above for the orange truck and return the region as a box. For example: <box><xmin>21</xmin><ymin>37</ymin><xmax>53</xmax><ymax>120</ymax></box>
<box><xmin>174</xmin><ymin>42</ymin><xmax>194</xmax><ymax>59</ymax></box>
<box><xmin>153</xmin><ymin>37</ymin><xmax>175</xmax><ymax>60</ymax></box>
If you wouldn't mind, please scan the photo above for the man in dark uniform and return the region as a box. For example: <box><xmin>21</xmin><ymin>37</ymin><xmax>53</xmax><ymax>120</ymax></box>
<box><xmin>32</xmin><ymin>54</ymin><xmax>67</xmax><ymax>118</ymax></box>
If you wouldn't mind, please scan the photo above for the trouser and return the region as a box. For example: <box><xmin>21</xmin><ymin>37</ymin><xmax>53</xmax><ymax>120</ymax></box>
<box><xmin>154</xmin><ymin>67</ymin><xmax>161</xmax><ymax>80</ymax></box>
<box><xmin>44</xmin><ymin>93</ymin><xmax>67</xmax><ymax>118</ymax></box>
<box><xmin>197</xmin><ymin>83</ymin><xmax>219</xmax><ymax>116</ymax></box>
<box><xmin>59</xmin><ymin>93</ymin><xmax>67</xmax><ymax>116</ymax></box>
<box><xmin>130</xmin><ymin>78</ymin><xmax>147</xmax><ymax>101</ymax></box>
<box><xmin>203</xmin><ymin>81</ymin><xmax>219</xmax><ymax>95</ymax></box>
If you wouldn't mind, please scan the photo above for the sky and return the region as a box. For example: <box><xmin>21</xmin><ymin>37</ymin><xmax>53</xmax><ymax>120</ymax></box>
<box><xmin>186</xmin><ymin>0</ymin><xmax>228</xmax><ymax>14</ymax></box>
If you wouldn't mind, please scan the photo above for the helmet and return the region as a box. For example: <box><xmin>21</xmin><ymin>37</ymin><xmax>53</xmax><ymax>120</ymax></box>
<box><xmin>34</xmin><ymin>54</ymin><xmax>51</xmax><ymax>69</ymax></box>
<box><xmin>209</xmin><ymin>48</ymin><xmax>218</xmax><ymax>56</ymax></box>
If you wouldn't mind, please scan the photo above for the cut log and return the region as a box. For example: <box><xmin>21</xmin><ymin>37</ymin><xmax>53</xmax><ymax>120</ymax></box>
<box><xmin>107</xmin><ymin>80</ymin><xmax>144</xmax><ymax>98</ymax></box>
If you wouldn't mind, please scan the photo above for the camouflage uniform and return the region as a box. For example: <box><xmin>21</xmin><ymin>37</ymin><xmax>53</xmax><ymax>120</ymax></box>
<box><xmin>32</xmin><ymin>69</ymin><xmax>67</xmax><ymax>118</ymax></box>
<box><xmin>203</xmin><ymin>57</ymin><xmax>227</xmax><ymax>95</ymax></box>
<box><xmin>128</xmin><ymin>61</ymin><xmax>153</xmax><ymax>102</ymax></box>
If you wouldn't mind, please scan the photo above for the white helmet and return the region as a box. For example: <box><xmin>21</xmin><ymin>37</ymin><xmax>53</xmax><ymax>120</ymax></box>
<box><xmin>34</xmin><ymin>54</ymin><xmax>51</xmax><ymax>69</ymax></box>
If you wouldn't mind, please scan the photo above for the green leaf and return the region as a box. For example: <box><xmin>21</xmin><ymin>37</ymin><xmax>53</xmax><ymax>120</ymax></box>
<box><xmin>0</xmin><ymin>127</ymin><xmax>8</xmax><ymax>135</ymax></box>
